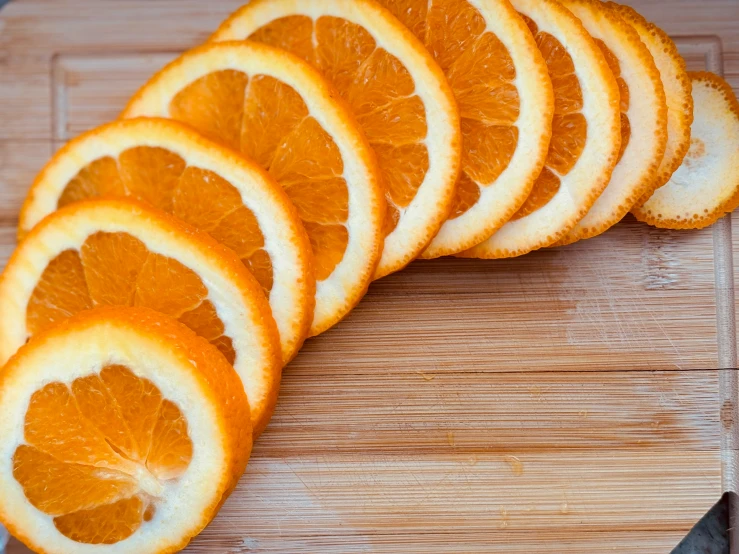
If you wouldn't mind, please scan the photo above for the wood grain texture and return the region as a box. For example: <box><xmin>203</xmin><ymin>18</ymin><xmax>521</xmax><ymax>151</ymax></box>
<box><xmin>1</xmin><ymin>0</ymin><xmax>737</xmax><ymax>552</ymax></box>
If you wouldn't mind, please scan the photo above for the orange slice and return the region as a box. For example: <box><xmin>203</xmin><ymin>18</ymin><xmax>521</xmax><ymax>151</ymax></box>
<box><xmin>461</xmin><ymin>0</ymin><xmax>621</xmax><ymax>258</ymax></box>
<box><xmin>210</xmin><ymin>0</ymin><xmax>462</xmax><ymax>277</ymax></box>
<box><xmin>377</xmin><ymin>0</ymin><xmax>554</xmax><ymax>258</ymax></box>
<box><xmin>19</xmin><ymin>117</ymin><xmax>314</xmax><ymax>364</ymax></box>
<box><xmin>606</xmin><ymin>2</ymin><xmax>693</xmax><ymax>203</ymax></box>
<box><xmin>556</xmin><ymin>0</ymin><xmax>667</xmax><ymax>244</ymax></box>
<box><xmin>0</xmin><ymin>198</ymin><xmax>281</xmax><ymax>436</ymax></box>
<box><xmin>0</xmin><ymin>307</ymin><xmax>251</xmax><ymax>553</ymax></box>
<box><xmin>633</xmin><ymin>72</ymin><xmax>739</xmax><ymax>229</ymax></box>
<box><xmin>122</xmin><ymin>41</ymin><xmax>384</xmax><ymax>335</ymax></box>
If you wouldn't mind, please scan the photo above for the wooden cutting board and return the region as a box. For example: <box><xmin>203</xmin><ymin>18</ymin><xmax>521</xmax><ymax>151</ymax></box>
<box><xmin>2</xmin><ymin>1</ymin><xmax>738</xmax><ymax>552</ymax></box>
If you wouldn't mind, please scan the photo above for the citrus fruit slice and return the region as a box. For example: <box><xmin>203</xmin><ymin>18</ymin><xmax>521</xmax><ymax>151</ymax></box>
<box><xmin>606</xmin><ymin>2</ymin><xmax>693</xmax><ymax>202</ymax></box>
<box><xmin>0</xmin><ymin>307</ymin><xmax>251</xmax><ymax>553</ymax></box>
<box><xmin>0</xmin><ymin>198</ymin><xmax>281</xmax><ymax>436</ymax></box>
<box><xmin>633</xmin><ymin>72</ymin><xmax>739</xmax><ymax>229</ymax></box>
<box><xmin>210</xmin><ymin>0</ymin><xmax>462</xmax><ymax>276</ymax></box>
<box><xmin>122</xmin><ymin>42</ymin><xmax>384</xmax><ymax>335</ymax></box>
<box><xmin>461</xmin><ymin>0</ymin><xmax>621</xmax><ymax>258</ymax></box>
<box><xmin>556</xmin><ymin>0</ymin><xmax>668</xmax><ymax>244</ymax></box>
<box><xmin>376</xmin><ymin>0</ymin><xmax>553</xmax><ymax>258</ymax></box>
<box><xmin>18</xmin><ymin>117</ymin><xmax>314</xmax><ymax>364</ymax></box>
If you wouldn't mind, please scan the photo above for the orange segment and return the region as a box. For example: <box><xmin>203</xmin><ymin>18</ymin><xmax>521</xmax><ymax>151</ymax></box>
<box><xmin>240</xmin><ymin>74</ymin><xmax>310</xmax><ymax>168</ymax></box>
<box><xmin>248</xmin><ymin>16</ymin><xmax>316</xmax><ymax>65</ymax></box>
<box><xmin>208</xmin><ymin>206</ymin><xmax>266</xmax><ymax>261</ymax></box>
<box><xmin>315</xmin><ymin>17</ymin><xmax>376</xmax><ymax>92</ymax></box>
<box><xmin>461</xmin><ymin>120</ymin><xmax>519</xmax><ymax>186</ymax></box>
<box><xmin>133</xmin><ymin>254</ymin><xmax>208</xmax><ymax>318</ymax></box>
<box><xmin>98</xmin><ymin>365</ymin><xmax>164</xmax><ymax>463</ymax></box>
<box><xmin>57</xmin><ymin>157</ymin><xmax>124</xmax><ymax>209</ymax></box>
<box><xmin>372</xmin><ymin>142</ymin><xmax>429</xmax><ymax>209</ymax></box>
<box><xmin>24</xmin><ymin>381</ymin><xmax>132</xmax><ymax>471</ymax></box>
<box><xmin>303</xmin><ymin>221</ymin><xmax>349</xmax><ymax>282</ymax></box>
<box><xmin>12</xmin><ymin>445</ymin><xmax>136</xmax><ymax>516</ymax></box>
<box><xmin>146</xmin><ymin>400</ymin><xmax>193</xmax><ymax>480</ymax></box>
<box><xmin>425</xmin><ymin>0</ymin><xmax>486</xmax><ymax>71</ymax></box>
<box><xmin>243</xmin><ymin>249</ymin><xmax>274</xmax><ymax>296</ymax></box>
<box><xmin>170</xmin><ymin>166</ymin><xmax>241</xmax><ymax>232</ymax></box>
<box><xmin>52</xmin><ymin>496</ymin><xmax>146</xmax><ymax>545</ymax></box>
<box><xmin>511</xmin><ymin>168</ymin><xmax>561</xmax><ymax>220</ymax></box>
<box><xmin>118</xmin><ymin>147</ymin><xmax>186</xmax><ymax>212</ymax></box>
<box><xmin>26</xmin><ymin>250</ymin><xmax>92</xmax><ymax>335</ymax></box>
<box><xmin>169</xmin><ymin>69</ymin><xmax>249</xmax><ymax>151</ymax></box>
<box><xmin>547</xmin><ymin>113</ymin><xmax>587</xmax><ymax>175</ymax></box>
<box><xmin>177</xmin><ymin>300</ymin><xmax>224</xmax><ymax>341</ymax></box>
<box><xmin>80</xmin><ymin>231</ymin><xmax>149</xmax><ymax>307</ymax></box>
<box><xmin>449</xmin><ymin>171</ymin><xmax>481</xmax><ymax>219</ymax></box>
<box><xmin>72</xmin><ymin>373</ymin><xmax>139</xmax><ymax>461</ymax></box>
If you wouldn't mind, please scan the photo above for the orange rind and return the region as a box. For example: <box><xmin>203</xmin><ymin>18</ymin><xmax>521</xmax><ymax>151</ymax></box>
<box><xmin>462</xmin><ymin>0</ymin><xmax>621</xmax><ymax>258</ymax></box>
<box><xmin>557</xmin><ymin>0</ymin><xmax>667</xmax><ymax>244</ymax></box>
<box><xmin>211</xmin><ymin>0</ymin><xmax>462</xmax><ymax>277</ymax></box>
<box><xmin>0</xmin><ymin>198</ymin><xmax>281</xmax><ymax>436</ymax></box>
<box><xmin>0</xmin><ymin>307</ymin><xmax>251</xmax><ymax>553</ymax></box>
<box><xmin>633</xmin><ymin>72</ymin><xmax>739</xmax><ymax>229</ymax></box>
<box><xmin>122</xmin><ymin>41</ymin><xmax>385</xmax><ymax>336</ymax></box>
<box><xmin>19</xmin><ymin>117</ymin><xmax>314</xmax><ymax>363</ymax></box>
<box><xmin>377</xmin><ymin>0</ymin><xmax>554</xmax><ymax>258</ymax></box>
<box><xmin>607</xmin><ymin>2</ymin><xmax>693</xmax><ymax>203</ymax></box>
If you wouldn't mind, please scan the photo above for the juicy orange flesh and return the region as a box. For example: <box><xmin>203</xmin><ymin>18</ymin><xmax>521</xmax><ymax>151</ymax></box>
<box><xmin>249</xmin><ymin>15</ymin><xmax>430</xmax><ymax>231</ymax></box>
<box><xmin>511</xmin><ymin>15</ymin><xmax>587</xmax><ymax>219</ymax></box>
<box><xmin>379</xmin><ymin>0</ymin><xmax>521</xmax><ymax>220</ymax></box>
<box><xmin>595</xmin><ymin>39</ymin><xmax>631</xmax><ymax>162</ymax></box>
<box><xmin>26</xmin><ymin>234</ymin><xmax>235</xmax><ymax>364</ymax></box>
<box><xmin>13</xmin><ymin>365</ymin><xmax>192</xmax><ymax>544</ymax></box>
<box><xmin>169</xmin><ymin>70</ymin><xmax>349</xmax><ymax>282</ymax></box>
<box><xmin>58</xmin><ymin>147</ymin><xmax>274</xmax><ymax>295</ymax></box>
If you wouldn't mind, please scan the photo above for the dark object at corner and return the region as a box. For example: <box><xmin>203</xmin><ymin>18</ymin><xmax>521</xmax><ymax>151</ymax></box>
<box><xmin>672</xmin><ymin>491</ymin><xmax>737</xmax><ymax>554</ymax></box>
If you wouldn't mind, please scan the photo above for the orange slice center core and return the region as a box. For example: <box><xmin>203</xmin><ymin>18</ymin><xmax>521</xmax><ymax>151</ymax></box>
<box><xmin>381</xmin><ymin>0</ymin><xmax>521</xmax><ymax>220</ymax></box>
<box><xmin>58</xmin><ymin>146</ymin><xmax>274</xmax><ymax>296</ymax></box>
<box><xmin>13</xmin><ymin>364</ymin><xmax>192</xmax><ymax>544</ymax></box>
<box><xmin>247</xmin><ymin>14</ymin><xmax>430</xmax><ymax>236</ymax></box>
<box><xmin>26</xmin><ymin>232</ymin><xmax>236</xmax><ymax>364</ymax></box>
<box><xmin>511</xmin><ymin>15</ymin><xmax>587</xmax><ymax>220</ymax></box>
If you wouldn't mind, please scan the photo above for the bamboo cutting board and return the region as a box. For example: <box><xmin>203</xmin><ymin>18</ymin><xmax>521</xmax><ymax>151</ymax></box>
<box><xmin>2</xmin><ymin>1</ymin><xmax>739</xmax><ymax>552</ymax></box>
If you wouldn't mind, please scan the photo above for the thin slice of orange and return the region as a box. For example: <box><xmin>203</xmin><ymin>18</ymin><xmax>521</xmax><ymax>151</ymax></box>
<box><xmin>0</xmin><ymin>307</ymin><xmax>251</xmax><ymax>553</ymax></box>
<box><xmin>634</xmin><ymin>72</ymin><xmax>739</xmax><ymax>229</ymax></box>
<box><xmin>556</xmin><ymin>0</ymin><xmax>667</xmax><ymax>244</ymax></box>
<box><xmin>122</xmin><ymin>41</ymin><xmax>384</xmax><ymax>336</ymax></box>
<box><xmin>462</xmin><ymin>0</ymin><xmax>621</xmax><ymax>258</ymax></box>
<box><xmin>0</xmin><ymin>198</ymin><xmax>281</xmax><ymax>436</ymax></box>
<box><xmin>377</xmin><ymin>0</ymin><xmax>553</xmax><ymax>257</ymax></box>
<box><xmin>210</xmin><ymin>0</ymin><xmax>462</xmax><ymax>277</ymax></box>
<box><xmin>606</xmin><ymin>2</ymin><xmax>693</xmax><ymax>204</ymax></box>
<box><xmin>19</xmin><ymin>117</ymin><xmax>314</xmax><ymax>364</ymax></box>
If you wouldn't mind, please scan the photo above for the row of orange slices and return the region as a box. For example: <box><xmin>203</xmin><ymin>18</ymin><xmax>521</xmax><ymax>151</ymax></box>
<box><xmin>1</xmin><ymin>0</ymin><xmax>738</xmax><ymax>552</ymax></box>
